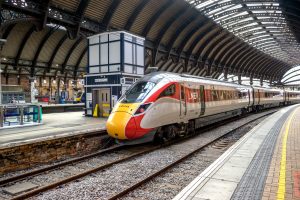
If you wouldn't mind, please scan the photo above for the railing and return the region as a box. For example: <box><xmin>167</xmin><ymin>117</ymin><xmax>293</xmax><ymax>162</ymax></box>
<box><xmin>0</xmin><ymin>104</ymin><xmax>42</xmax><ymax>128</ymax></box>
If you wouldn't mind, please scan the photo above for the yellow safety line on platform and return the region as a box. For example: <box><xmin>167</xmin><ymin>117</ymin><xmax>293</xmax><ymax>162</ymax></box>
<box><xmin>277</xmin><ymin>107</ymin><xmax>299</xmax><ymax>200</ymax></box>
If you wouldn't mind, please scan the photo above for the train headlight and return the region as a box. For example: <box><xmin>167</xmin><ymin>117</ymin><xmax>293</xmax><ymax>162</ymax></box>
<box><xmin>134</xmin><ymin>103</ymin><xmax>152</xmax><ymax>115</ymax></box>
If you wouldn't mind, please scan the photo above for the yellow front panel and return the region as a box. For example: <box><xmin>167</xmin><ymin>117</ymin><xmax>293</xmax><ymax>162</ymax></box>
<box><xmin>106</xmin><ymin>103</ymin><xmax>140</xmax><ymax>139</ymax></box>
<box><xmin>106</xmin><ymin>112</ymin><xmax>131</xmax><ymax>139</ymax></box>
<box><xmin>112</xmin><ymin>103</ymin><xmax>140</xmax><ymax>115</ymax></box>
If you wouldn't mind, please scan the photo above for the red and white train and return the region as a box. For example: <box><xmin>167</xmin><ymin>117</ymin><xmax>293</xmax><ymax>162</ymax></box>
<box><xmin>106</xmin><ymin>72</ymin><xmax>300</xmax><ymax>144</ymax></box>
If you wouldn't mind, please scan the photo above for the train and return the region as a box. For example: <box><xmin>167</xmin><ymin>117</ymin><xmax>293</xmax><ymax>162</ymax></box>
<box><xmin>106</xmin><ymin>72</ymin><xmax>300</xmax><ymax>144</ymax></box>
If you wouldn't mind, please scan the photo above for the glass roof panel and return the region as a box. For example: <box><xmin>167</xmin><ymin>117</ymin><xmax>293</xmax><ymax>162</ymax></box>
<box><xmin>185</xmin><ymin>0</ymin><xmax>300</xmax><ymax>69</ymax></box>
<box><xmin>281</xmin><ymin>66</ymin><xmax>300</xmax><ymax>85</ymax></box>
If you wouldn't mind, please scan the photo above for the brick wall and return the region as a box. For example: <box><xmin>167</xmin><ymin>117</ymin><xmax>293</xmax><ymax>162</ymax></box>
<box><xmin>0</xmin><ymin>132</ymin><xmax>109</xmax><ymax>174</ymax></box>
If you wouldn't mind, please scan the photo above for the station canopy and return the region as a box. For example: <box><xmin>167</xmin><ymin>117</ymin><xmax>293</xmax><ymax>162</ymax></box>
<box><xmin>0</xmin><ymin>0</ymin><xmax>299</xmax><ymax>82</ymax></box>
<box><xmin>281</xmin><ymin>65</ymin><xmax>300</xmax><ymax>86</ymax></box>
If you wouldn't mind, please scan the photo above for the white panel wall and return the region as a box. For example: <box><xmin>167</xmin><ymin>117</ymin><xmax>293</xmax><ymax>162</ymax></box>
<box><xmin>100</xmin><ymin>43</ymin><xmax>108</xmax><ymax>65</ymax></box>
<box><xmin>89</xmin><ymin>45</ymin><xmax>99</xmax><ymax>66</ymax></box>
<box><xmin>109</xmin><ymin>41</ymin><xmax>120</xmax><ymax>64</ymax></box>
<box><xmin>125</xmin><ymin>42</ymin><xmax>133</xmax><ymax>64</ymax></box>
<box><xmin>137</xmin><ymin>45</ymin><xmax>144</xmax><ymax>66</ymax></box>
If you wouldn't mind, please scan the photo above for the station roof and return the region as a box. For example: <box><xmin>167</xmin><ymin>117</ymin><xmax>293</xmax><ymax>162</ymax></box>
<box><xmin>0</xmin><ymin>0</ymin><xmax>299</xmax><ymax>82</ymax></box>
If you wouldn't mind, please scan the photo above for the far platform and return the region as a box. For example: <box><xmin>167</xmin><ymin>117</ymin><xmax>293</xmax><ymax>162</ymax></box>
<box><xmin>0</xmin><ymin>111</ymin><xmax>106</xmax><ymax>148</ymax></box>
<box><xmin>41</xmin><ymin>103</ymin><xmax>84</xmax><ymax>113</ymax></box>
<box><xmin>174</xmin><ymin>104</ymin><xmax>300</xmax><ymax>200</ymax></box>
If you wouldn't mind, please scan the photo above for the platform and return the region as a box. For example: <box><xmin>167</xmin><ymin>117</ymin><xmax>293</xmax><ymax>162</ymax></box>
<box><xmin>0</xmin><ymin>111</ymin><xmax>106</xmax><ymax>148</ymax></box>
<box><xmin>174</xmin><ymin>105</ymin><xmax>300</xmax><ymax>200</ymax></box>
<box><xmin>41</xmin><ymin>103</ymin><xmax>85</xmax><ymax>113</ymax></box>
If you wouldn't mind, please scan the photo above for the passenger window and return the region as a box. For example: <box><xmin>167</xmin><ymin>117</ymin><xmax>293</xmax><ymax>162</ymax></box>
<box><xmin>159</xmin><ymin>84</ymin><xmax>176</xmax><ymax>98</ymax></box>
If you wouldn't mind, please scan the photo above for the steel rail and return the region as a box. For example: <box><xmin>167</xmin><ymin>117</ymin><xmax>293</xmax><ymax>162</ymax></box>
<box><xmin>0</xmin><ymin>130</ymin><xmax>109</xmax><ymax>186</ymax></box>
<box><xmin>4</xmin><ymin>109</ymin><xmax>278</xmax><ymax>199</ymax></box>
<box><xmin>107</xmin><ymin>111</ymin><xmax>276</xmax><ymax>200</ymax></box>
<box><xmin>10</xmin><ymin>145</ymin><xmax>162</xmax><ymax>200</ymax></box>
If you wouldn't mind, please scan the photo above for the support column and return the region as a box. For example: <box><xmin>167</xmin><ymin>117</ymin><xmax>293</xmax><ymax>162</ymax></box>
<box><xmin>260</xmin><ymin>77</ymin><xmax>263</xmax><ymax>87</ymax></box>
<box><xmin>29</xmin><ymin>77</ymin><xmax>36</xmax><ymax>103</ymax></box>
<box><xmin>224</xmin><ymin>71</ymin><xmax>228</xmax><ymax>81</ymax></box>
<box><xmin>17</xmin><ymin>75</ymin><xmax>21</xmax><ymax>85</ymax></box>
<box><xmin>250</xmin><ymin>76</ymin><xmax>253</xmax><ymax>85</ymax></box>
<box><xmin>224</xmin><ymin>68</ymin><xmax>228</xmax><ymax>81</ymax></box>
<box><xmin>56</xmin><ymin>77</ymin><xmax>60</xmax><ymax>104</ymax></box>
<box><xmin>238</xmin><ymin>74</ymin><xmax>242</xmax><ymax>84</ymax></box>
<box><xmin>0</xmin><ymin>39</ymin><xmax>7</xmax><ymax>105</ymax></box>
<box><xmin>49</xmin><ymin>77</ymin><xmax>52</xmax><ymax>101</ymax></box>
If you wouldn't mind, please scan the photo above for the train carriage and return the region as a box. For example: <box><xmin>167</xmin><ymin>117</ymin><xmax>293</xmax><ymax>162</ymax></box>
<box><xmin>106</xmin><ymin>72</ymin><xmax>300</xmax><ymax>144</ymax></box>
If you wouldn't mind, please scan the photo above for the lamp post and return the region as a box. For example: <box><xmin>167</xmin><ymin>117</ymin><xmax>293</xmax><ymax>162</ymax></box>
<box><xmin>0</xmin><ymin>39</ymin><xmax>7</xmax><ymax>105</ymax></box>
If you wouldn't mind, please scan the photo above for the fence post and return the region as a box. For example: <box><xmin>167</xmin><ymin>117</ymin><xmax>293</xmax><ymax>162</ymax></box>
<box><xmin>20</xmin><ymin>105</ymin><xmax>24</xmax><ymax>125</ymax></box>
<box><xmin>37</xmin><ymin>105</ymin><xmax>41</xmax><ymax>123</ymax></box>
<box><xmin>0</xmin><ymin>106</ymin><xmax>3</xmax><ymax>127</ymax></box>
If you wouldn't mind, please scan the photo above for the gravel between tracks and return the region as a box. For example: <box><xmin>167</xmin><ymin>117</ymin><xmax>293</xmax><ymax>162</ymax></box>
<box><xmin>28</xmin><ymin>110</ymin><xmax>274</xmax><ymax>200</ymax></box>
<box><xmin>121</xmin><ymin>119</ymin><xmax>265</xmax><ymax>200</ymax></box>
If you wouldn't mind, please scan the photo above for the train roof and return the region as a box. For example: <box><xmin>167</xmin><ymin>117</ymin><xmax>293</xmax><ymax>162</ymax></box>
<box><xmin>142</xmin><ymin>72</ymin><xmax>295</xmax><ymax>93</ymax></box>
<box><xmin>143</xmin><ymin>72</ymin><xmax>251</xmax><ymax>89</ymax></box>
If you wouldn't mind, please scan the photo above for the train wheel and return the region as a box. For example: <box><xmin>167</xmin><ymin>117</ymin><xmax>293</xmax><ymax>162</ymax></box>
<box><xmin>154</xmin><ymin>127</ymin><xmax>165</xmax><ymax>143</ymax></box>
<box><xmin>166</xmin><ymin>125</ymin><xmax>178</xmax><ymax>140</ymax></box>
<box><xmin>188</xmin><ymin>120</ymin><xmax>196</xmax><ymax>135</ymax></box>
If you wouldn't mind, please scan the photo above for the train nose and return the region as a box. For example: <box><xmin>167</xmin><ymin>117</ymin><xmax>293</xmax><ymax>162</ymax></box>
<box><xmin>106</xmin><ymin>112</ymin><xmax>136</xmax><ymax>140</ymax></box>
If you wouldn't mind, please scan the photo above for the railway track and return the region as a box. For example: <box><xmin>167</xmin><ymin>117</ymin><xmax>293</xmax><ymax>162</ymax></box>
<box><xmin>0</xmin><ymin>109</ymin><xmax>277</xmax><ymax>200</ymax></box>
<box><xmin>1</xmin><ymin>144</ymin><xmax>161</xmax><ymax>200</ymax></box>
<box><xmin>107</xmin><ymin>111</ymin><xmax>275</xmax><ymax>200</ymax></box>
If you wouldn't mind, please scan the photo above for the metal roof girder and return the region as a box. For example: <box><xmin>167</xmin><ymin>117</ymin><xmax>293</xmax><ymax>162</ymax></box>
<box><xmin>31</xmin><ymin>27</ymin><xmax>56</xmax><ymax>76</ymax></box>
<box><xmin>175</xmin><ymin>20</ymin><xmax>212</xmax><ymax>58</ymax></box>
<box><xmin>218</xmin><ymin>42</ymin><xmax>245</xmax><ymax>71</ymax></box>
<box><xmin>235</xmin><ymin>48</ymin><xmax>258</xmax><ymax>74</ymax></box>
<box><xmin>14</xmin><ymin>25</ymin><xmax>35</xmax><ymax>70</ymax></box>
<box><xmin>153</xmin><ymin>6</ymin><xmax>190</xmax><ymax>65</ymax></box>
<box><xmin>61</xmin><ymin>37</ymin><xmax>83</xmax><ymax>74</ymax></box>
<box><xmin>47</xmin><ymin>33</ymin><xmax>68</xmax><ymax>73</ymax></box>
<box><xmin>73</xmin><ymin>46</ymin><xmax>87</xmax><ymax>79</ymax></box>
<box><xmin>102</xmin><ymin>0</ymin><xmax>122</xmax><ymax>30</ymax></box>
<box><xmin>165</xmin><ymin>12</ymin><xmax>200</xmax><ymax>60</ymax></box>
<box><xmin>196</xmin><ymin>30</ymin><xmax>228</xmax><ymax>64</ymax></box>
<box><xmin>67</xmin><ymin>0</ymin><xmax>91</xmax><ymax>39</ymax></box>
<box><xmin>125</xmin><ymin>0</ymin><xmax>150</xmax><ymax>30</ymax></box>
<box><xmin>142</xmin><ymin>0</ymin><xmax>173</xmax><ymax>37</ymax></box>
<box><xmin>224</xmin><ymin>43</ymin><xmax>250</xmax><ymax>72</ymax></box>
<box><xmin>243</xmin><ymin>52</ymin><xmax>266</xmax><ymax>75</ymax></box>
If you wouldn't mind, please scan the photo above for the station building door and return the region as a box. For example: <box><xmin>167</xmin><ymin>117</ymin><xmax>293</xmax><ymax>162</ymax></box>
<box><xmin>92</xmin><ymin>88</ymin><xmax>111</xmax><ymax>117</ymax></box>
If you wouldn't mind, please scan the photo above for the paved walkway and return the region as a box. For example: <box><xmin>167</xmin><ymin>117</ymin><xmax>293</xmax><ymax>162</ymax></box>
<box><xmin>0</xmin><ymin>112</ymin><xmax>106</xmax><ymax>148</ymax></box>
<box><xmin>262</xmin><ymin>107</ymin><xmax>300</xmax><ymax>200</ymax></box>
<box><xmin>174</xmin><ymin>105</ymin><xmax>300</xmax><ymax>200</ymax></box>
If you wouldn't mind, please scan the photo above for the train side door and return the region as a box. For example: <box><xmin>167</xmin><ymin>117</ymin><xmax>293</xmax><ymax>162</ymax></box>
<box><xmin>199</xmin><ymin>85</ymin><xmax>205</xmax><ymax>115</ymax></box>
<box><xmin>180</xmin><ymin>84</ymin><xmax>187</xmax><ymax>118</ymax></box>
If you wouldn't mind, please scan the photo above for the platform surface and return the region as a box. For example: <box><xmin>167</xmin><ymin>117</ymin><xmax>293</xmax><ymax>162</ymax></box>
<box><xmin>41</xmin><ymin>103</ymin><xmax>84</xmax><ymax>107</ymax></box>
<box><xmin>0</xmin><ymin>111</ymin><xmax>106</xmax><ymax>148</ymax></box>
<box><xmin>174</xmin><ymin>104</ymin><xmax>300</xmax><ymax>200</ymax></box>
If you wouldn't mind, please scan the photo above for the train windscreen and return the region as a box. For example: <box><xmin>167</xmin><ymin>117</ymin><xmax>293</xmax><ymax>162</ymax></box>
<box><xmin>119</xmin><ymin>81</ymin><xmax>156</xmax><ymax>103</ymax></box>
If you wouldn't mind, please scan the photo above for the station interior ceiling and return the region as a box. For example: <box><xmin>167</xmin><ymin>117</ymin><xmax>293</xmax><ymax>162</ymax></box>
<box><xmin>0</xmin><ymin>0</ymin><xmax>300</xmax><ymax>84</ymax></box>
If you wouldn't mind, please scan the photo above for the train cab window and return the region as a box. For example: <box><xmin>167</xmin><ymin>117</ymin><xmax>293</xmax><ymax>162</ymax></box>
<box><xmin>159</xmin><ymin>84</ymin><xmax>176</xmax><ymax>98</ymax></box>
<box><xmin>119</xmin><ymin>81</ymin><xmax>156</xmax><ymax>103</ymax></box>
